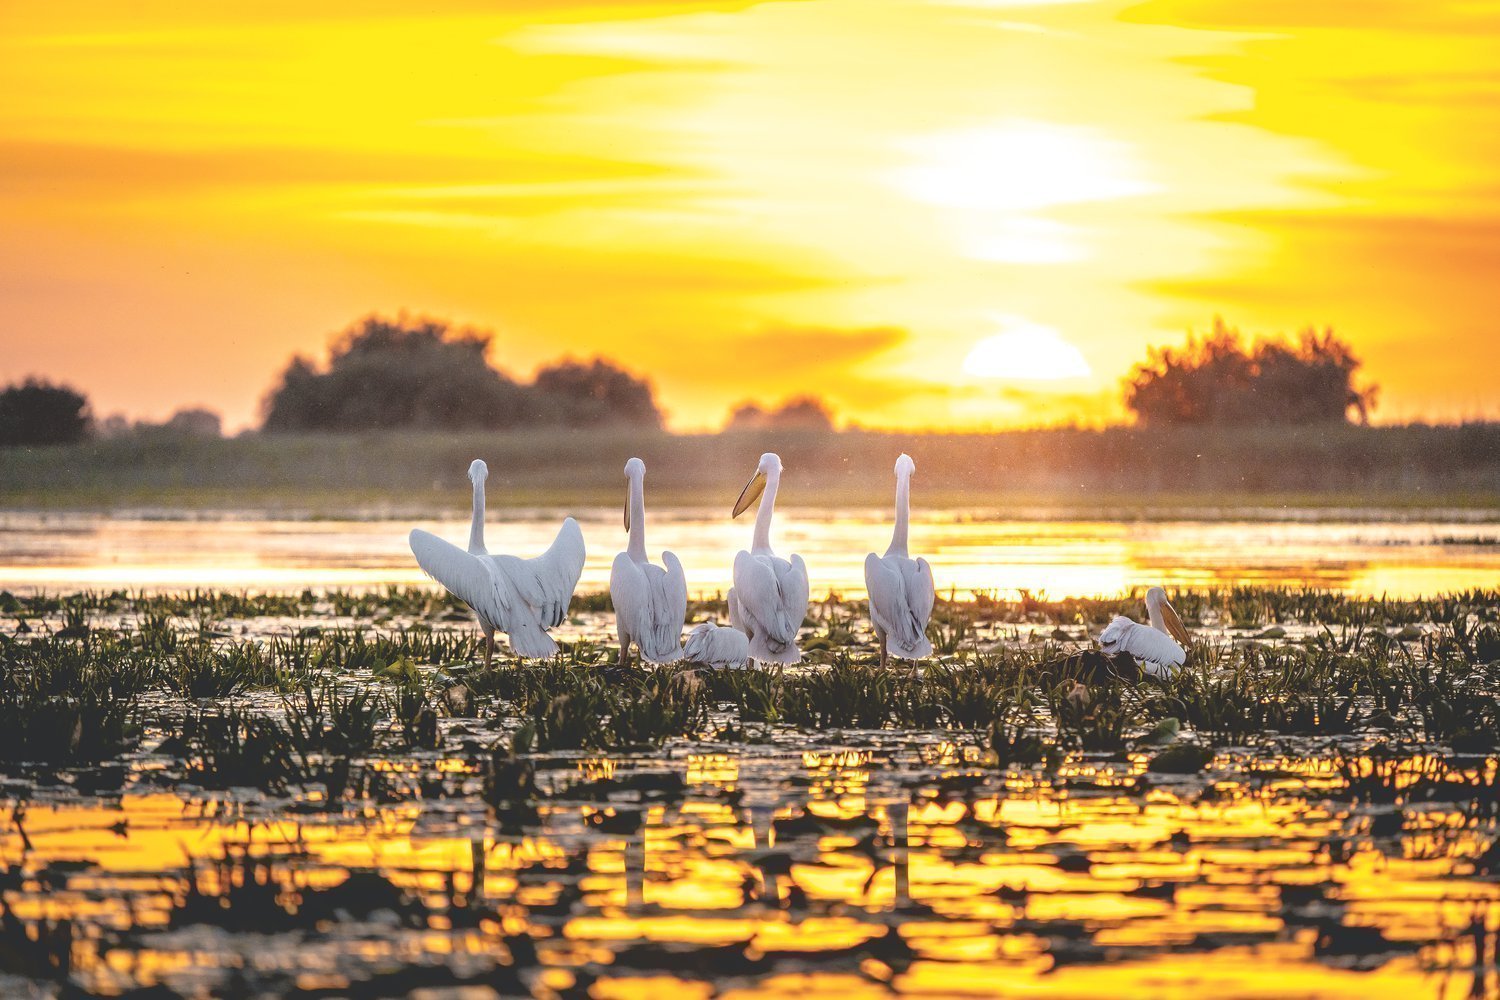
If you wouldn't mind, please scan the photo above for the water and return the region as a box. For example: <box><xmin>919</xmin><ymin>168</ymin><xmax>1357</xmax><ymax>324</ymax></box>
<box><xmin>1</xmin><ymin>507</ymin><xmax>1497</xmax><ymax>597</ymax></box>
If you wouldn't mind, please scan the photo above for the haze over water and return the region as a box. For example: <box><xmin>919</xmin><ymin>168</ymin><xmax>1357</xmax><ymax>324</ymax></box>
<box><xmin>3</xmin><ymin>508</ymin><xmax>1496</xmax><ymax>598</ymax></box>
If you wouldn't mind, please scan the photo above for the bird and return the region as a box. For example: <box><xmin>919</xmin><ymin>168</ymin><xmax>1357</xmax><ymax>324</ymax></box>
<box><xmin>1097</xmin><ymin>587</ymin><xmax>1192</xmax><ymax>678</ymax></box>
<box><xmin>409</xmin><ymin>459</ymin><xmax>586</xmax><ymax>664</ymax></box>
<box><xmin>609</xmin><ymin>457</ymin><xmax>687</xmax><ymax>665</ymax></box>
<box><xmin>683</xmin><ymin>621</ymin><xmax>750</xmax><ymax>669</ymax></box>
<box><xmin>726</xmin><ymin>452</ymin><xmax>809</xmax><ymax>665</ymax></box>
<box><xmin>863</xmin><ymin>453</ymin><xmax>935</xmax><ymax>666</ymax></box>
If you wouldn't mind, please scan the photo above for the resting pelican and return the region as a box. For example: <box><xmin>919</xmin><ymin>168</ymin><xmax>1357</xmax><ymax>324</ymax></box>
<box><xmin>864</xmin><ymin>453</ymin><xmax>935</xmax><ymax>666</ymax></box>
<box><xmin>1098</xmin><ymin>587</ymin><xmax>1192</xmax><ymax>678</ymax></box>
<box><xmin>409</xmin><ymin>459</ymin><xmax>586</xmax><ymax>664</ymax></box>
<box><xmin>683</xmin><ymin>621</ymin><xmax>750</xmax><ymax>670</ymax></box>
<box><xmin>727</xmin><ymin>452</ymin><xmax>809</xmax><ymax>665</ymax></box>
<box><xmin>609</xmin><ymin>458</ymin><xmax>687</xmax><ymax>665</ymax></box>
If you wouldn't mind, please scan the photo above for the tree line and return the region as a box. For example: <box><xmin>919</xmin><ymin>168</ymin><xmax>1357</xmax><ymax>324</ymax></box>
<box><xmin>1</xmin><ymin>315</ymin><xmax>1384</xmax><ymax>447</ymax></box>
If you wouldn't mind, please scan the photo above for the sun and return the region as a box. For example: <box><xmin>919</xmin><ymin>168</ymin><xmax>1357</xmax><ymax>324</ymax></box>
<box><xmin>962</xmin><ymin>318</ymin><xmax>1092</xmax><ymax>381</ymax></box>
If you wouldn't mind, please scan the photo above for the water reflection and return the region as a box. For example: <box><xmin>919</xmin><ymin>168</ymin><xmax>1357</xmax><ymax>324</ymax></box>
<box><xmin>1</xmin><ymin>509</ymin><xmax>1497</xmax><ymax>598</ymax></box>
<box><xmin>3</xmin><ymin>743</ymin><xmax>1497</xmax><ymax>998</ymax></box>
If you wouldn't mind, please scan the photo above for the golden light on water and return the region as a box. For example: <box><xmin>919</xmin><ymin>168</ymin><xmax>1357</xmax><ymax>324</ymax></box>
<box><xmin>2</xmin><ymin>1</ymin><xmax>1499</xmax><ymax>427</ymax></box>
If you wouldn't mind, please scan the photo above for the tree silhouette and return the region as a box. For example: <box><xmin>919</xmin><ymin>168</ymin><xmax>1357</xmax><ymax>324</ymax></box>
<box><xmin>726</xmin><ymin>396</ymin><xmax>835</xmax><ymax>431</ymax></box>
<box><xmin>1125</xmin><ymin>320</ymin><xmax>1377</xmax><ymax>426</ymax></box>
<box><xmin>262</xmin><ymin>316</ymin><xmax>531</xmax><ymax>432</ymax></box>
<box><xmin>530</xmin><ymin>358</ymin><xmax>663</xmax><ymax>428</ymax></box>
<box><xmin>0</xmin><ymin>379</ymin><xmax>91</xmax><ymax>447</ymax></box>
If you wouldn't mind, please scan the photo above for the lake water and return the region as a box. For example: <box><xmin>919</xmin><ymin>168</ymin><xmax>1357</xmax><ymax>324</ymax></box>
<box><xmin>1</xmin><ymin>507</ymin><xmax>1497</xmax><ymax>597</ymax></box>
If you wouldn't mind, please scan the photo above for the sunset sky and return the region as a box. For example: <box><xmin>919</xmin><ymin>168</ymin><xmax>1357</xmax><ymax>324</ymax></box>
<box><xmin>2</xmin><ymin>0</ymin><xmax>1498</xmax><ymax>431</ymax></box>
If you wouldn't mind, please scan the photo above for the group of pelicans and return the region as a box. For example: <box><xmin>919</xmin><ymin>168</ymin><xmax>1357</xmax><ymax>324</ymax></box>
<box><xmin>409</xmin><ymin>452</ymin><xmax>1194</xmax><ymax>678</ymax></box>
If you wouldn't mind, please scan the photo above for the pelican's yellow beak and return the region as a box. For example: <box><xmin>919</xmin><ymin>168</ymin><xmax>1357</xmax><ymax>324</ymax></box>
<box><xmin>1161</xmin><ymin>598</ymin><xmax>1191</xmax><ymax>647</ymax></box>
<box><xmin>624</xmin><ymin>497</ymin><xmax>630</xmax><ymax>532</ymax></box>
<box><xmin>732</xmin><ymin>470</ymin><xmax>767</xmax><ymax>518</ymax></box>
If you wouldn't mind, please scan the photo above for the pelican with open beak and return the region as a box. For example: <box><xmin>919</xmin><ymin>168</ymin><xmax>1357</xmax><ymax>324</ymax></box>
<box><xmin>726</xmin><ymin>452</ymin><xmax>810</xmax><ymax>665</ymax></box>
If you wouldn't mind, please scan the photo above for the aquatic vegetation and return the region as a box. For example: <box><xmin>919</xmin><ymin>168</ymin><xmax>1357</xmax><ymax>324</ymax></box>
<box><xmin>0</xmin><ymin>585</ymin><xmax>1497</xmax><ymax>997</ymax></box>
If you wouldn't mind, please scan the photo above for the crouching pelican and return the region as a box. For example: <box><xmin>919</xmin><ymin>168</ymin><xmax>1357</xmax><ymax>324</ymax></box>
<box><xmin>683</xmin><ymin>622</ymin><xmax>750</xmax><ymax>670</ymax></box>
<box><xmin>864</xmin><ymin>453</ymin><xmax>935</xmax><ymax>666</ymax></box>
<box><xmin>409</xmin><ymin>459</ymin><xmax>586</xmax><ymax>664</ymax></box>
<box><xmin>727</xmin><ymin>452</ymin><xmax>809</xmax><ymax>664</ymax></box>
<box><xmin>1098</xmin><ymin>587</ymin><xmax>1192</xmax><ymax>678</ymax></box>
<box><xmin>609</xmin><ymin>458</ymin><xmax>687</xmax><ymax>665</ymax></box>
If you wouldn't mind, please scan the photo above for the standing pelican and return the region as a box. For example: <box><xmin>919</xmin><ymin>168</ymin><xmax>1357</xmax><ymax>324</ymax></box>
<box><xmin>864</xmin><ymin>454</ymin><xmax>935</xmax><ymax>667</ymax></box>
<box><xmin>1097</xmin><ymin>587</ymin><xmax>1192</xmax><ymax>678</ymax></box>
<box><xmin>409</xmin><ymin>459</ymin><xmax>586</xmax><ymax>664</ymax></box>
<box><xmin>609</xmin><ymin>458</ymin><xmax>687</xmax><ymax>665</ymax></box>
<box><xmin>726</xmin><ymin>452</ymin><xmax>809</xmax><ymax>665</ymax></box>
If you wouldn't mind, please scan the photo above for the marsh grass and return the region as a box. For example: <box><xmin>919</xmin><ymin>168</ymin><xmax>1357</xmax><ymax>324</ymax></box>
<box><xmin>2</xmin><ymin>584</ymin><xmax>1499</xmax><ymax>997</ymax></box>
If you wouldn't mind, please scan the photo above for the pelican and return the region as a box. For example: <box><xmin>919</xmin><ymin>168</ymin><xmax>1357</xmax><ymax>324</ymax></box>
<box><xmin>727</xmin><ymin>452</ymin><xmax>809</xmax><ymax>665</ymax></box>
<box><xmin>683</xmin><ymin>621</ymin><xmax>750</xmax><ymax>670</ymax></box>
<box><xmin>1098</xmin><ymin>587</ymin><xmax>1192</xmax><ymax>678</ymax></box>
<box><xmin>609</xmin><ymin>458</ymin><xmax>687</xmax><ymax>665</ymax></box>
<box><xmin>409</xmin><ymin>459</ymin><xmax>586</xmax><ymax>664</ymax></box>
<box><xmin>864</xmin><ymin>453</ymin><xmax>935</xmax><ymax>666</ymax></box>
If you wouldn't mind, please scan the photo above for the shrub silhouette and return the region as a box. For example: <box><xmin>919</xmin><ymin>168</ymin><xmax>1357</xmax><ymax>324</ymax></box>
<box><xmin>531</xmin><ymin>357</ymin><xmax>663</xmax><ymax>429</ymax></box>
<box><xmin>0</xmin><ymin>378</ymin><xmax>91</xmax><ymax>447</ymax></box>
<box><xmin>263</xmin><ymin>317</ymin><xmax>531</xmax><ymax>432</ymax></box>
<box><xmin>1126</xmin><ymin>320</ymin><xmax>1377</xmax><ymax>426</ymax></box>
<box><xmin>726</xmin><ymin>396</ymin><xmax>835</xmax><ymax>431</ymax></box>
<box><xmin>262</xmin><ymin>317</ymin><xmax>661</xmax><ymax>432</ymax></box>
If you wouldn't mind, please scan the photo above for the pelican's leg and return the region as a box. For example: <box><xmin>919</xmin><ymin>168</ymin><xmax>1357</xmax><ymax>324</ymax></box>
<box><xmin>483</xmin><ymin>628</ymin><xmax>495</xmax><ymax>670</ymax></box>
<box><xmin>618</xmin><ymin>635</ymin><xmax>631</xmax><ymax>667</ymax></box>
<box><xmin>879</xmin><ymin>633</ymin><xmax>889</xmax><ymax>670</ymax></box>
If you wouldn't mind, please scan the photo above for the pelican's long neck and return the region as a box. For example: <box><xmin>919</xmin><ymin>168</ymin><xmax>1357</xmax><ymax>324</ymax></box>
<box><xmin>1146</xmin><ymin>592</ymin><xmax>1165</xmax><ymax>632</ymax></box>
<box><xmin>627</xmin><ymin>475</ymin><xmax>647</xmax><ymax>561</ymax></box>
<box><xmin>468</xmin><ymin>478</ymin><xmax>486</xmax><ymax>554</ymax></box>
<box><xmin>886</xmin><ymin>472</ymin><xmax>911</xmax><ymax>558</ymax></box>
<box><xmin>751</xmin><ymin>473</ymin><xmax>780</xmax><ymax>554</ymax></box>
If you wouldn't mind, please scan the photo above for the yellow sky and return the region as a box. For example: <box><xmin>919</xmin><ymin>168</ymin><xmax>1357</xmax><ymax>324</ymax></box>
<box><xmin>2</xmin><ymin>0</ymin><xmax>1498</xmax><ymax>431</ymax></box>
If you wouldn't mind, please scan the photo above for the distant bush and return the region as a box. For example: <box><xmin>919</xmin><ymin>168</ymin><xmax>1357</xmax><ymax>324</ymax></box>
<box><xmin>262</xmin><ymin>317</ymin><xmax>662</xmax><ymax>433</ymax></box>
<box><xmin>0</xmin><ymin>378</ymin><xmax>91</xmax><ymax>448</ymax></box>
<box><xmin>726</xmin><ymin>396</ymin><xmax>836</xmax><ymax>431</ymax></box>
<box><xmin>1126</xmin><ymin>320</ymin><xmax>1377</xmax><ymax>426</ymax></box>
<box><xmin>531</xmin><ymin>358</ymin><xmax>662</xmax><ymax>429</ymax></box>
<box><xmin>99</xmin><ymin>407</ymin><xmax>223</xmax><ymax>440</ymax></box>
<box><xmin>263</xmin><ymin>317</ymin><xmax>531</xmax><ymax>432</ymax></box>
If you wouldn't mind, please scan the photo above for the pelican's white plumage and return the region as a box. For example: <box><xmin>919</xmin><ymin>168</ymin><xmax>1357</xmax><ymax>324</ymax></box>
<box><xmin>726</xmin><ymin>452</ymin><xmax>809</xmax><ymax>665</ymax></box>
<box><xmin>864</xmin><ymin>453</ymin><xmax>935</xmax><ymax>665</ymax></box>
<box><xmin>409</xmin><ymin>459</ymin><xmax>585</xmax><ymax>662</ymax></box>
<box><xmin>609</xmin><ymin>458</ymin><xmax>687</xmax><ymax>665</ymax></box>
<box><xmin>683</xmin><ymin>622</ymin><xmax>750</xmax><ymax>670</ymax></box>
<box><xmin>1097</xmin><ymin>587</ymin><xmax>1192</xmax><ymax>678</ymax></box>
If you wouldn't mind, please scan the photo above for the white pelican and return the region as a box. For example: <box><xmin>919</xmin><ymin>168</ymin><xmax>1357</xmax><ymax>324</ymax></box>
<box><xmin>863</xmin><ymin>453</ymin><xmax>935</xmax><ymax>666</ymax></box>
<box><xmin>1098</xmin><ymin>587</ymin><xmax>1192</xmax><ymax>678</ymax></box>
<box><xmin>409</xmin><ymin>459</ymin><xmax>586</xmax><ymax>664</ymax></box>
<box><xmin>727</xmin><ymin>452</ymin><xmax>809</xmax><ymax>665</ymax></box>
<box><xmin>609</xmin><ymin>457</ymin><xmax>687</xmax><ymax>665</ymax></box>
<box><xmin>683</xmin><ymin>621</ymin><xmax>750</xmax><ymax>670</ymax></box>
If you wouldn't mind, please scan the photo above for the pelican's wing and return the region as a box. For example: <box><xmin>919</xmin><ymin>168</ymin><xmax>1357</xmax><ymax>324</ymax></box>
<box><xmin>651</xmin><ymin>551</ymin><xmax>689</xmax><ymax>659</ymax></box>
<box><xmin>1118</xmin><ymin>620</ymin><xmax>1186</xmax><ymax>668</ymax></box>
<box><xmin>610</xmin><ymin>552</ymin><xmax>647</xmax><ymax>648</ymax></box>
<box><xmin>684</xmin><ymin>622</ymin><xmax>749</xmax><ymax>669</ymax></box>
<box><xmin>516</xmin><ymin>517</ymin><xmax>586</xmax><ymax>627</ymax></box>
<box><xmin>780</xmin><ymin>553</ymin><xmax>811</xmax><ymax>636</ymax></box>
<box><xmin>409</xmin><ymin>529</ymin><xmax>512</xmax><ymax>628</ymax></box>
<box><xmin>864</xmin><ymin>553</ymin><xmax>906</xmax><ymax>639</ymax></box>
<box><xmin>733</xmin><ymin>550</ymin><xmax>795</xmax><ymax>646</ymax></box>
<box><xmin>866</xmin><ymin>554</ymin><xmax>930</xmax><ymax>653</ymax></box>
<box><xmin>908</xmin><ymin>557</ymin><xmax>936</xmax><ymax>627</ymax></box>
